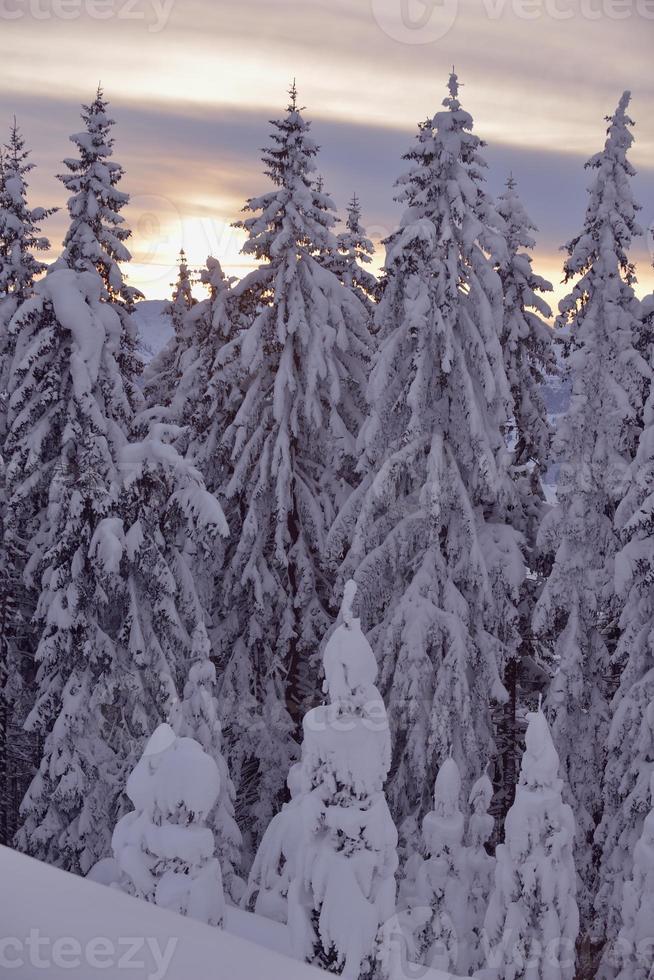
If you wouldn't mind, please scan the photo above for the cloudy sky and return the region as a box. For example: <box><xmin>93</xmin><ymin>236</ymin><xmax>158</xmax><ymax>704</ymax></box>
<box><xmin>0</xmin><ymin>0</ymin><xmax>652</xmax><ymax>301</ymax></box>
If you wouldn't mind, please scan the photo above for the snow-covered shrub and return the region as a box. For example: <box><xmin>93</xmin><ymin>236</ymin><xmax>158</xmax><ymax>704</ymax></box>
<box><xmin>288</xmin><ymin>581</ymin><xmax>398</xmax><ymax>978</ymax></box>
<box><xmin>610</xmin><ymin>768</ymin><xmax>654</xmax><ymax>980</ymax></box>
<box><xmin>170</xmin><ymin>654</ymin><xmax>243</xmax><ymax>905</ymax></box>
<box><xmin>484</xmin><ymin>708</ymin><xmax>579</xmax><ymax>980</ymax></box>
<box><xmin>242</xmin><ymin>763</ymin><xmax>304</xmax><ymax>924</ymax></box>
<box><xmin>405</xmin><ymin>757</ymin><xmax>468</xmax><ymax>975</ymax></box>
<box><xmin>112</xmin><ymin>723</ymin><xmax>225</xmax><ymax>927</ymax></box>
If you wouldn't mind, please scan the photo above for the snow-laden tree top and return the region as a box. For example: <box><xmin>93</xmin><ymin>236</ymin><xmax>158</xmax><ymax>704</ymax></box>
<box><xmin>0</xmin><ymin>119</ymin><xmax>55</xmax><ymax>300</ymax></box>
<box><xmin>235</xmin><ymin>81</ymin><xmax>337</xmax><ymax>266</ymax></box>
<box><xmin>560</xmin><ymin>90</ymin><xmax>641</xmax><ymax>304</ymax></box>
<box><xmin>57</xmin><ymin>86</ymin><xmax>140</xmax><ymax>306</ymax></box>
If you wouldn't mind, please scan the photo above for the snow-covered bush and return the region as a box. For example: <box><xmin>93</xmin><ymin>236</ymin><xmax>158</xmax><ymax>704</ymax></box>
<box><xmin>467</xmin><ymin>772</ymin><xmax>495</xmax><ymax>973</ymax></box>
<box><xmin>112</xmin><ymin>723</ymin><xmax>225</xmax><ymax>927</ymax></box>
<box><xmin>404</xmin><ymin>757</ymin><xmax>468</xmax><ymax>975</ymax></box>
<box><xmin>288</xmin><ymin>581</ymin><xmax>398</xmax><ymax>978</ymax></box>
<box><xmin>170</xmin><ymin>654</ymin><xmax>243</xmax><ymax>904</ymax></box>
<box><xmin>242</xmin><ymin>763</ymin><xmax>304</xmax><ymax>924</ymax></box>
<box><xmin>484</xmin><ymin>708</ymin><xmax>579</xmax><ymax>980</ymax></box>
<box><xmin>610</xmin><ymin>768</ymin><xmax>654</xmax><ymax>980</ymax></box>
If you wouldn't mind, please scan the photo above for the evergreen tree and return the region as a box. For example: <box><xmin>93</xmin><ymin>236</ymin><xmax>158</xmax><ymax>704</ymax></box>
<box><xmin>212</xmin><ymin>84</ymin><xmax>370</xmax><ymax>847</ymax></box>
<box><xmin>55</xmin><ymin>86</ymin><xmax>143</xmax><ymax>406</ymax></box>
<box><xmin>169</xmin><ymin>247</ymin><xmax>195</xmax><ymax>328</ymax></box>
<box><xmin>0</xmin><ymin>119</ymin><xmax>55</xmax><ymax>301</ymax></box>
<box><xmin>494</xmin><ymin>175</ymin><xmax>555</xmax><ymax>822</ymax></box>
<box><xmin>112</xmin><ymin>723</ymin><xmax>225</xmax><ymax>927</ymax></box>
<box><xmin>407</xmin><ymin>757</ymin><xmax>468</xmax><ymax>975</ymax></box>
<box><xmin>8</xmin><ymin>93</ymin><xmax>151</xmax><ymax>869</ymax></box>
<box><xmin>142</xmin><ymin>248</ymin><xmax>204</xmax><ymax>420</ymax></box>
<box><xmin>595</xmin><ymin>292</ymin><xmax>654</xmax><ymax>964</ymax></box>
<box><xmin>484</xmin><ymin>707</ymin><xmax>579</xmax><ymax>980</ymax></box>
<box><xmin>170</xmin><ymin>650</ymin><xmax>243</xmax><ymax>904</ymax></box>
<box><xmin>8</xmin><ymin>270</ymin><xmax>135</xmax><ymax>871</ymax></box>
<box><xmin>467</xmin><ymin>772</ymin><xmax>496</xmax><ymax>973</ymax></box>
<box><xmin>610</xmin><ymin>767</ymin><xmax>654</xmax><ymax>980</ymax></box>
<box><xmin>287</xmin><ymin>581</ymin><xmax>398</xmax><ymax>979</ymax></box>
<box><xmin>0</xmin><ymin>120</ymin><xmax>55</xmax><ymax>844</ymax></box>
<box><xmin>334</xmin><ymin>194</ymin><xmax>378</xmax><ymax>315</ymax></box>
<box><xmin>533</xmin><ymin>92</ymin><xmax>648</xmax><ymax>926</ymax></box>
<box><xmin>241</xmin><ymin>763</ymin><xmax>304</xmax><ymax>924</ymax></box>
<box><xmin>57</xmin><ymin>86</ymin><xmax>141</xmax><ymax>308</ymax></box>
<box><xmin>329</xmin><ymin>73</ymin><xmax>523</xmax><ymax>824</ymax></box>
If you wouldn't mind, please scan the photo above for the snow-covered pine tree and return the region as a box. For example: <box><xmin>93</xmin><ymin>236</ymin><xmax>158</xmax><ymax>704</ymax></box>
<box><xmin>533</xmin><ymin>91</ymin><xmax>648</xmax><ymax>928</ymax></box>
<box><xmin>494</xmin><ymin>174</ymin><xmax>555</xmax><ymax>822</ymax></box>
<box><xmin>0</xmin><ymin>120</ymin><xmax>55</xmax><ymax>843</ymax></box>
<box><xmin>334</xmin><ymin>194</ymin><xmax>378</xmax><ymax>316</ymax></box>
<box><xmin>287</xmin><ymin>581</ymin><xmax>398</xmax><ymax>979</ymax></box>
<box><xmin>57</xmin><ymin>86</ymin><xmax>140</xmax><ymax>308</ymax></box>
<box><xmin>170</xmin><ymin>647</ymin><xmax>243</xmax><ymax>904</ymax></box>
<box><xmin>467</xmin><ymin>772</ymin><xmax>495</xmax><ymax>974</ymax></box>
<box><xmin>109</xmin><ymin>422</ymin><xmax>229</xmax><ymax>760</ymax></box>
<box><xmin>169</xmin><ymin>247</ymin><xmax>195</xmax><ymax>326</ymax></box>
<box><xmin>213</xmin><ymin>84</ymin><xmax>371</xmax><ymax>847</ymax></box>
<box><xmin>0</xmin><ymin>119</ymin><xmax>55</xmax><ymax>302</ymax></box>
<box><xmin>8</xmin><ymin>269</ymin><xmax>136</xmax><ymax>872</ymax></box>
<box><xmin>112</xmin><ymin>723</ymin><xmax>225</xmax><ymax>927</ymax></box>
<box><xmin>594</xmin><ymin>291</ymin><xmax>654</xmax><ymax>968</ymax></box>
<box><xmin>142</xmin><ymin>248</ymin><xmax>204</xmax><ymax>421</ymax></box>
<box><xmin>329</xmin><ymin>73</ymin><xmax>523</xmax><ymax>825</ymax></box>
<box><xmin>609</xmin><ymin>767</ymin><xmax>654</xmax><ymax>980</ymax></box>
<box><xmin>8</xmin><ymin>93</ymin><xmax>146</xmax><ymax>869</ymax></box>
<box><xmin>484</xmin><ymin>707</ymin><xmax>579</xmax><ymax>980</ymax></box>
<box><xmin>407</xmin><ymin>757</ymin><xmax>468</xmax><ymax>975</ymax></box>
<box><xmin>55</xmin><ymin>86</ymin><xmax>142</xmax><ymax>403</ymax></box>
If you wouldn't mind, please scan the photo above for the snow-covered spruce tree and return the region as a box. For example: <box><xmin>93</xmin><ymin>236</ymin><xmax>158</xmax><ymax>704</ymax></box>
<box><xmin>334</xmin><ymin>194</ymin><xmax>378</xmax><ymax>316</ymax></box>
<box><xmin>242</xmin><ymin>762</ymin><xmax>304</xmax><ymax>924</ymax></box>
<box><xmin>0</xmin><ymin>119</ymin><xmax>55</xmax><ymax>303</ymax></box>
<box><xmin>213</xmin><ymin>84</ymin><xmax>371</xmax><ymax>847</ymax></box>
<box><xmin>170</xmin><ymin>648</ymin><xmax>243</xmax><ymax>904</ymax></box>
<box><xmin>7</xmin><ymin>267</ymin><xmax>140</xmax><ymax>872</ymax></box>
<box><xmin>57</xmin><ymin>86</ymin><xmax>140</xmax><ymax>308</ymax></box>
<box><xmin>0</xmin><ymin>121</ymin><xmax>55</xmax><ymax>843</ymax></box>
<box><xmin>329</xmin><ymin>73</ymin><xmax>523</xmax><ymax>824</ymax></box>
<box><xmin>406</xmin><ymin>757</ymin><xmax>468</xmax><ymax>975</ymax></box>
<box><xmin>287</xmin><ymin>581</ymin><xmax>398</xmax><ymax>979</ymax></box>
<box><xmin>55</xmin><ymin>86</ymin><xmax>143</xmax><ymax>404</ymax></box>
<box><xmin>484</xmin><ymin>707</ymin><xmax>579</xmax><ymax>980</ymax></box>
<box><xmin>112</xmin><ymin>723</ymin><xmax>225</xmax><ymax>927</ymax></box>
<box><xmin>467</xmin><ymin>772</ymin><xmax>496</xmax><ymax>974</ymax></box>
<box><xmin>595</xmin><ymin>297</ymin><xmax>654</xmax><ymax>965</ymax></box>
<box><xmin>142</xmin><ymin>249</ymin><xmax>205</xmax><ymax>420</ymax></box>
<box><xmin>533</xmin><ymin>91</ymin><xmax>648</xmax><ymax>928</ymax></box>
<box><xmin>169</xmin><ymin>247</ymin><xmax>195</xmax><ymax>327</ymax></box>
<box><xmin>494</xmin><ymin>175</ymin><xmax>555</xmax><ymax>821</ymax></box>
<box><xmin>108</xmin><ymin>424</ymin><xmax>228</xmax><ymax>761</ymax></box>
<box><xmin>609</xmin><ymin>767</ymin><xmax>654</xmax><ymax>980</ymax></box>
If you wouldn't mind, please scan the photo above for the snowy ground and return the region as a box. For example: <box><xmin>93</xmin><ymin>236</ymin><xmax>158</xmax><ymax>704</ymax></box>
<box><xmin>0</xmin><ymin>846</ymin><xmax>458</xmax><ymax>979</ymax></box>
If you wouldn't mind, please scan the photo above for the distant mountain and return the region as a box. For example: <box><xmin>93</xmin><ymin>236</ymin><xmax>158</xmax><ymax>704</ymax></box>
<box><xmin>132</xmin><ymin>299</ymin><xmax>173</xmax><ymax>361</ymax></box>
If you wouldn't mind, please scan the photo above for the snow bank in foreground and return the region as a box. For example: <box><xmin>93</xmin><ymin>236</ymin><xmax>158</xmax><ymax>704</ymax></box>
<box><xmin>0</xmin><ymin>845</ymin><xmax>323</xmax><ymax>980</ymax></box>
<box><xmin>0</xmin><ymin>846</ymin><xmax>459</xmax><ymax>979</ymax></box>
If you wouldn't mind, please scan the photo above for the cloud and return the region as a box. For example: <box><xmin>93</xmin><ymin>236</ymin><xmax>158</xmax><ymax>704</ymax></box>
<box><xmin>0</xmin><ymin>74</ymin><xmax>651</xmax><ymax>301</ymax></box>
